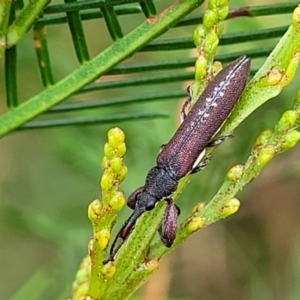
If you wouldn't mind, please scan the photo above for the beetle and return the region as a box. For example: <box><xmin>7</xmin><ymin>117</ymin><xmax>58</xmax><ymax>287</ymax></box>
<box><xmin>104</xmin><ymin>56</ymin><xmax>251</xmax><ymax>263</ymax></box>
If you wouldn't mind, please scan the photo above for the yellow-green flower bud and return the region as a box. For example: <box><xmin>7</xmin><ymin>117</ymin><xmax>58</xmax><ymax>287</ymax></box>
<box><xmin>145</xmin><ymin>259</ymin><xmax>159</xmax><ymax>272</ymax></box>
<box><xmin>204</xmin><ymin>31</ymin><xmax>219</xmax><ymax>58</ymax></box>
<box><xmin>108</xmin><ymin>127</ymin><xmax>125</xmax><ymax>149</ymax></box>
<box><xmin>209</xmin><ymin>0</ymin><xmax>229</xmax><ymax>10</ymax></box>
<box><xmin>212</xmin><ymin>60</ymin><xmax>222</xmax><ymax>75</ymax></box>
<box><xmin>187</xmin><ymin>216</ymin><xmax>205</xmax><ymax>232</ymax></box>
<box><xmin>75</xmin><ymin>263</ymin><xmax>90</xmax><ymax>285</ymax></box>
<box><xmin>256</xmin><ymin>145</ymin><xmax>275</xmax><ymax>167</ymax></box>
<box><xmin>96</xmin><ymin>229</ymin><xmax>111</xmax><ymax>250</ymax></box>
<box><xmin>279</xmin><ymin>52</ymin><xmax>300</xmax><ymax>88</ymax></box>
<box><xmin>292</xmin><ymin>5</ymin><xmax>300</xmax><ymax>26</ymax></box>
<box><xmin>118</xmin><ymin>165</ymin><xmax>128</xmax><ymax>181</ymax></box>
<box><xmin>104</xmin><ymin>143</ymin><xmax>114</xmax><ymax>159</ymax></box>
<box><xmin>73</xmin><ymin>283</ymin><xmax>89</xmax><ymax>299</ymax></box>
<box><xmin>280</xmin><ymin>130</ymin><xmax>300</xmax><ymax>151</ymax></box>
<box><xmin>110</xmin><ymin>157</ymin><xmax>123</xmax><ymax>173</ymax></box>
<box><xmin>195</xmin><ymin>55</ymin><xmax>208</xmax><ymax>81</ymax></box>
<box><xmin>218</xmin><ymin>5</ymin><xmax>229</xmax><ymax>20</ymax></box>
<box><xmin>102</xmin><ymin>261</ymin><xmax>116</xmax><ymax>278</ymax></box>
<box><xmin>88</xmin><ymin>238</ymin><xmax>95</xmax><ymax>254</ymax></box>
<box><xmin>215</xmin><ymin>22</ymin><xmax>225</xmax><ymax>36</ymax></box>
<box><xmin>116</xmin><ymin>143</ymin><xmax>126</xmax><ymax>157</ymax></box>
<box><xmin>277</xmin><ymin>110</ymin><xmax>299</xmax><ymax>132</ymax></box>
<box><xmin>203</xmin><ymin>10</ymin><xmax>218</xmax><ymax>29</ymax></box>
<box><xmin>255</xmin><ymin>130</ymin><xmax>273</xmax><ymax>146</ymax></box>
<box><xmin>192</xmin><ymin>202</ymin><xmax>206</xmax><ymax>214</ymax></box>
<box><xmin>220</xmin><ymin>198</ymin><xmax>240</xmax><ymax>218</ymax></box>
<box><xmin>108</xmin><ymin>191</ymin><xmax>125</xmax><ymax>211</ymax></box>
<box><xmin>226</xmin><ymin>164</ymin><xmax>244</xmax><ymax>182</ymax></box>
<box><xmin>193</xmin><ymin>25</ymin><xmax>206</xmax><ymax>47</ymax></box>
<box><xmin>101</xmin><ymin>171</ymin><xmax>114</xmax><ymax>191</ymax></box>
<box><xmin>88</xmin><ymin>199</ymin><xmax>102</xmax><ymax>220</ymax></box>
<box><xmin>101</xmin><ymin>156</ymin><xmax>110</xmax><ymax>169</ymax></box>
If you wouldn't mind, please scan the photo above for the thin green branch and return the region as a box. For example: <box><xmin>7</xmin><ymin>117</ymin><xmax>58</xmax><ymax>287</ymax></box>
<box><xmin>223</xmin><ymin>24</ymin><xmax>300</xmax><ymax>133</ymax></box>
<box><xmin>140</xmin><ymin>0</ymin><xmax>156</xmax><ymax>18</ymax></box>
<box><xmin>104</xmin><ymin>2</ymin><xmax>232</xmax><ymax>298</ymax></box>
<box><xmin>102</xmin><ymin>6</ymin><xmax>300</xmax><ymax>297</ymax></box>
<box><xmin>44</xmin><ymin>0</ymin><xmax>138</xmax><ymax>14</ymax></box>
<box><xmin>35</xmin><ymin>3</ymin><xmax>297</xmax><ymax>28</ymax></box>
<box><xmin>107</xmin><ymin>48</ymin><xmax>272</xmax><ymax>75</ymax></box>
<box><xmin>107</xmin><ymin>58</ymin><xmax>196</xmax><ymax>74</ymax></box>
<box><xmin>19</xmin><ymin>112</ymin><xmax>169</xmax><ymax>130</ymax></box>
<box><xmin>80</xmin><ymin>69</ymin><xmax>256</xmax><ymax>93</ymax></box>
<box><xmin>177</xmin><ymin>2</ymin><xmax>298</xmax><ymax>27</ymax></box>
<box><xmin>0</xmin><ymin>1</ymin><xmax>11</xmax><ymax>37</ymax></box>
<box><xmin>236</xmin><ymin>2</ymin><xmax>298</xmax><ymax>18</ymax></box>
<box><xmin>5</xmin><ymin>46</ymin><xmax>18</xmax><ymax>108</ymax></box>
<box><xmin>162</xmin><ymin>8</ymin><xmax>300</xmax><ymax>249</ymax></box>
<box><xmin>101</xmin><ymin>5</ymin><xmax>123</xmax><ymax>40</ymax></box>
<box><xmin>86</xmin><ymin>128</ymin><xmax>127</xmax><ymax>299</ymax></box>
<box><xmin>6</xmin><ymin>0</ymin><xmax>50</xmax><ymax>48</ymax></box>
<box><xmin>33</xmin><ymin>24</ymin><xmax>54</xmax><ymax>87</ymax></box>
<box><xmin>0</xmin><ymin>0</ymin><xmax>12</xmax><ymax>58</ymax></box>
<box><xmin>150</xmin><ymin>99</ymin><xmax>300</xmax><ymax>259</ymax></box>
<box><xmin>49</xmin><ymin>90</ymin><xmax>186</xmax><ymax>113</ymax></box>
<box><xmin>4</xmin><ymin>4</ymin><xmax>18</xmax><ymax>107</ymax></box>
<box><xmin>36</xmin><ymin>6</ymin><xmax>142</xmax><ymax>27</ymax></box>
<box><xmin>65</xmin><ymin>0</ymin><xmax>90</xmax><ymax>63</ymax></box>
<box><xmin>141</xmin><ymin>26</ymin><xmax>287</xmax><ymax>51</ymax></box>
<box><xmin>81</xmin><ymin>72</ymin><xmax>195</xmax><ymax>92</ymax></box>
<box><xmin>0</xmin><ymin>0</ymin><xmax>206</xmax><ymax>139</ymax></box>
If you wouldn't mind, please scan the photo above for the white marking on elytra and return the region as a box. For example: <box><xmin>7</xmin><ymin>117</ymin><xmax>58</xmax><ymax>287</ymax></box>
<box><xmin>197</xmin><ymin>109</ymin><xmax>204</xmax><ymax>116</ymax></box>
<box><xmin>206</xmin><ymin>97</ymin><xmax>212</xmax><ymax>103</ymax></box>
<box><xmin>189</xmin><ymin>59</ymin><xmax>242</xmax><ymax>129</ymax></box>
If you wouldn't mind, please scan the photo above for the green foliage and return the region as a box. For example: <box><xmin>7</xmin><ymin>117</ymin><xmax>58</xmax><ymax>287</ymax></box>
<box><xmin>1</xmin><ymin>1</ymin><xmax>300</xmax><ymax>300</ymax></box>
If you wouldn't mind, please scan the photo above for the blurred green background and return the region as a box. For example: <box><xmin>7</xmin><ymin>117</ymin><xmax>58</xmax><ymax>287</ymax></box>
<box><xmin>1</xmin><ymin>0</ymin><xmax>300</xmax><ymax>299</ymax></box>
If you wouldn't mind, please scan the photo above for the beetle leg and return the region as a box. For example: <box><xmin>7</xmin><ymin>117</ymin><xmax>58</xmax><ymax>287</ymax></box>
<box><xmin>127</xmin><ymin>186</ymin><xmax>144</xmax><ymax>209</ymax></box>
<box><xmin>191</xmin><ymin>134</ymin><xmax>234</xmax><ymax>174</ymax></box>
<box><xmin>190</xmin><ymin>154</ymin><xmax>212</xmax><ymax>174</ymax></box>
<box><xmin>159</xmin><ymin>199</ymin><xmax>179</xmax><ymax>247</ymax></box>
<box><xmin>180</xmin><ymin>86</ymin><xmax>193</xmax><ymax>123</ymax></box>
<box><xmin>207</xmin><ymin>133</ymin><xmax>234</xmax><ymax>147</ymax></box>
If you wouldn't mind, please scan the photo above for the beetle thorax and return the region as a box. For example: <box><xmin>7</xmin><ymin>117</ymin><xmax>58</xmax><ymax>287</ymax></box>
<box><xmin>143</xmin><ymin>166</ymin><xmax>178</xmax><ymax>201</ymax></box>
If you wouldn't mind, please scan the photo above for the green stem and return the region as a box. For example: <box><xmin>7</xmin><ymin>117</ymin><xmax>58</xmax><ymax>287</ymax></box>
<box><xmin>6</xmin><ymin>0</ymin><xmax>50</xmax><ymax>48</ymax></box>
<box><xmin>100</xmin><ymin>6</ymin><xmax>123</xmax><ymax>40</ymax></box>
<box><xmin>0</xmin><ymin>0</ymin><xmax>12</xmax><ymax>58</ymax></box>
<box><xmin>65</xmin><ymin>0</ymin><xmax>90</xmax><ymax>63</ymax></box>
<box><xmin>171</xmin><ymin>9</ymin><xmax>300</xmax><ymax>251</ymax></box>
<box><xmin>33</xmin><ymin>24</ymin><xmax>54</xmax><ymax>87</ymax></box>
<box><xmin>105</xmin><ymin>5</ymin><xmax>300</xmax><ymax>295</ymax></box>
<box><xmin>49</xmin><ymin>90</ymin><xmax>186</xmax><ymax>112</ymax></box>
<box><xmin>0</xmin><ymin>0</ymin><xmax>205</xmax><ymax>139</ymax></box>
<box><xmin>142</xmin><ymin>26</ymin><xmax>288</xmax><ymax>51</ymax></box>
<box><xmin>5</xmin><ymin>45</ymin><xmax>18</xmax><ymax>108</ymax></box>
<box><xmin>177</xmin><ymin>3</ymin><xmax>298</xmax><ymax>26</ymax></box>
<box><xmin>20</xmin><ymin>111</ymin><xmax>169</xmax><ymax>130</ymax></box>
<box><xmin>36</xmin><ymin>7</ymin><xmax>142</xmax><ymax>27</ymax></box>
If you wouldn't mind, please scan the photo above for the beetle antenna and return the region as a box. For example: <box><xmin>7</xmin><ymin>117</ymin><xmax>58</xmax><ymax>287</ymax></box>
<box><xmin>103</xmin><ymin>207</ymin><xmax>145</xmax><ymax>264</ymax></box>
